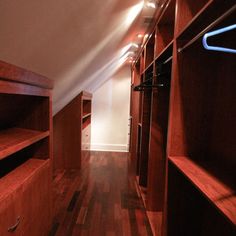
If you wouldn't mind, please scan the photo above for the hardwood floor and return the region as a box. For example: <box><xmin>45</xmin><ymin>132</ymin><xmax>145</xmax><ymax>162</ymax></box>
<box><xmin>50</xmin><ymin>151</ymin><xmax>153</xmax><ymax>236</ymax></box>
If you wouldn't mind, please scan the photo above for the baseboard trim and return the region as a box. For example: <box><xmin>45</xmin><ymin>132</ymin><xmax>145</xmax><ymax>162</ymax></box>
<box><xmin>90</xmin><ymin>143</ymin><xmax>129</xmax><ymax>152</ymax></box>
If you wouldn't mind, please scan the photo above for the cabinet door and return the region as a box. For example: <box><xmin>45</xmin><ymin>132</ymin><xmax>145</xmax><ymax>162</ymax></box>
<box><xmin>21</xmin><ymin>161</ymin><xmax>51</xmax><ymax>236</ymax></box>
<box><xmin>0</xmin><ymin>189</ymin><xmax>23</xmax><ymax>236</ymax></box>
<box><xmin>0</xmin><ymin>161</ymin><xmax>51</xmax><ymax>236</ymax></box>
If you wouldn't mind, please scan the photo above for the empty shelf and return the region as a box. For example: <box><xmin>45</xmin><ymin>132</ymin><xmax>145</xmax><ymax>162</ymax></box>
<box><xmin>169</xmin><ymin>156</ymin><xmax>236</xmax><ymax>225</ymax></box>
<box><xmin>0</xmin><ymin>128</ymin><xmax>49</xmax><ymax>160</ymax></box>
<box><xmin>82</xmin><ymin>113</ymin><xmax>91</xmax><ymax>119</ymax></box>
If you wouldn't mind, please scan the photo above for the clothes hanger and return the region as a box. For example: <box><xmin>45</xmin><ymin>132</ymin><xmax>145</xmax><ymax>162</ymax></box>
<box><xmin>202</xmin><ymin>24</ymin><xmax>236</xmax><ymax>54</ymax></box>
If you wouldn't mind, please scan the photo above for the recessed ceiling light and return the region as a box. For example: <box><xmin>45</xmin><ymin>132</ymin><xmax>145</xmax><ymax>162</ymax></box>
<box><xmin>137</xmin><ymin>34</ymin><xmax>143</xmax><ymax>38</ymax></box>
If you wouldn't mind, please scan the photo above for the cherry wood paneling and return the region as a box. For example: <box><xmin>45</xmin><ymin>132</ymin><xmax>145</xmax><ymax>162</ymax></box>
<box><xmin>0</xmin><ymin>79</ymin><xmax>50</xmax><ymax>97</ymax></box>
<box><xmin>138</xmin><ymin>90</ymin><xmax>152</xmax><ymax>187</ymax></box>
<box><xmin>0</xmin><ymin>159</ymin><xmax>51</xmax><ymax>236</ymax></box>
<box><xmin>175</xmin><ymin>0</ymin><xmax>212</xmax><ymax>35</ymax></box>
<box><xmin>53</xmin><ymin>95</ymin><xmax>82</xmax><ymax>170</ymax></box>
<box><xmin>130</xmin><ymin>64</ymin><xmax>141</xmax><ymax>170</ymax></box>
<box><xmin>0</xmin><ymin>60</ymin><xmax>53</xmax><ymax>89</ymax></box>
<box><xmin>155</xmin><ymin>0</ymin><xmax>176</xmax><ymax>56</ymax></box>
<box><xmin>53</xmin><ymin>91</ymin><xmax>92</xmax><ymax>170</ymax></box>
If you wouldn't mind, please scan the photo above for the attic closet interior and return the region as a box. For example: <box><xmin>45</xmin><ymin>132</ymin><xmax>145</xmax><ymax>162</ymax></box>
<box><xmin>0</xmin><ymin>0</ymin><xmax>235</xmax><ymax>235</ymax></box>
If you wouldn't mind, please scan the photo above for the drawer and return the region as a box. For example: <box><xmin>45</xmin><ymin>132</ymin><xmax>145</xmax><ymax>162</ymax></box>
<box><xmin>82</xmin><ymin>125</ymin><xmax>90</xmax><ymax>137</ymax></box>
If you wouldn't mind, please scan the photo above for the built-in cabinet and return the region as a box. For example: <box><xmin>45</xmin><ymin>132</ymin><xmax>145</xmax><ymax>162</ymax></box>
<box><xmin>130</xmin><ymin>1</ymin><xmax>236</xmax><ymax>235</ymax></box>
<box><xmin>53</xmin><ymin>91</ymin><xmax>92</xmax><ymax>170</ymax></box>
<box><xmin>0</xmin><ymin>60</ymin><xmax>53</xmax><ymax>235</ymax></box>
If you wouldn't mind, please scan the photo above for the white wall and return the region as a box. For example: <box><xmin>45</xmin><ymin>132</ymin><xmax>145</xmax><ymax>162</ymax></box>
<box><xmin>91</xmin><ymin>65</ymin><xmax>131</xmax><ymax>152</ymax></box>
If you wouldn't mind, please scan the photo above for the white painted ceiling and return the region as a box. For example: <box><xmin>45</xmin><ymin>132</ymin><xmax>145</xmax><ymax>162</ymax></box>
<box><xmin>0</xmin><ymin>0</ymin><xmax>162</xmax><ymax>114</ymax></box>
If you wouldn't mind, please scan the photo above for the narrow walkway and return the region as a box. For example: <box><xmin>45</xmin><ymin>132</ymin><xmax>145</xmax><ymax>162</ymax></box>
<box><xmin>50</xmin><ymin>151</ymin><xmax>153</xmax><ymax>236</ymax></box>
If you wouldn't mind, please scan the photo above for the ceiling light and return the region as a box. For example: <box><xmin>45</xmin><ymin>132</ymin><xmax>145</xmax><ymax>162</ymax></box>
<box><xmin>137</xmin><ymin>34</ymin><xmax>143</xmax><ymax>38</ymax></box>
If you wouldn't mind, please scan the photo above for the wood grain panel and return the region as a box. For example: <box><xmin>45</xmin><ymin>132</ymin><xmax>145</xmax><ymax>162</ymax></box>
<box><xmin>0</xmin><ymin>128</ymin><xmax>49</xmax><ymax>161</ymax></box>
<box><xmin>0</xmin><ymin>60</ymin><xmax>53</xmax><ymax>89</ymax></box>
<box><xmin>169</xmin><ymin>156</ymin><xmax>236</xmax><ymax>226</ymax></box>
<box><xmin>53</xmin><ymin>91</ymin><xmax>92</xmax><ymax>170</ymax></box>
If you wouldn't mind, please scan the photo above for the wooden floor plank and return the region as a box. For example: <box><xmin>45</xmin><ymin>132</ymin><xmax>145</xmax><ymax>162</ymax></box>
<box><xmin>51</xmin><ymin>151</ymin><xmax>153</xmax><ymax>236</ymax></box>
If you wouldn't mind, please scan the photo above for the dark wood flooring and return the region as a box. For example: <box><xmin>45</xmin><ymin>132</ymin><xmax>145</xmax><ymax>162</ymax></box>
<box><xmin>50</xmin><ymin>151</ymin><xmax>153</xmax><ymax>236</ymax></box>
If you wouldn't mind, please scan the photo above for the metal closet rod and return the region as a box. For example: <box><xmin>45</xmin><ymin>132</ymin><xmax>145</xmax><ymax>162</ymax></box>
<box><xmin>133</xmin><ymin>84</ymin><xmax>165</xmax><ymax>91</ymax></box>
<box><xmin>178</xmin><ymin>4</ymin><xmax>236</xmax><ymax>53</ymax></box>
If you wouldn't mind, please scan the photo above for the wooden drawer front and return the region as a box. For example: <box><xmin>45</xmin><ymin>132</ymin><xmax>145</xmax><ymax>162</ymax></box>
<box><xmin>0</xmin><ymin>160</ymin><xmax>51</xmax><ymax>236</ymax></box>
<box><xmin>82</xmin><ymin>125</ymin><xmax>91</xmax><ymax>151</ymax></box>
<box><xmin>82</xmin><ymin>125</ymin><xmax>90</xmax><ymax>141</ymax></box>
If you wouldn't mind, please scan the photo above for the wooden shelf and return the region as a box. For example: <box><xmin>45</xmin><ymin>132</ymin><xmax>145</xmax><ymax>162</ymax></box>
<box><xmin>169</xmin><ymin>156</ymin><xmax>236</xmax><ymax>226</ymax></box>
<box><xmin>176</xmin><ymin>0</ymin><xmax>213</xmax><ymax>37</ymax></box>
<box><xmin>82</xmin><ymin>113</ymin><xmax>91</xmax><ymax>120</ymax></box>
<box><xmin>155</xmin><ymin>40</ymin><xmax>173</xmax><ymax>62</ymax></box>
<box><xmin>0</xmin><ymin>158</ymin><xmax>49</xmax><ymax>201</ymax></box>
<box><xmin>0</xmin><ymin>128</ymin><xmax>49</xmax><ymax>161</ymax></box>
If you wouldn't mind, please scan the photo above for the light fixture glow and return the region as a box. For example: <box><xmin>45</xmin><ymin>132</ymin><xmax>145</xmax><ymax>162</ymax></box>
<box><xmin>125</xmin><ymin>1</ymin><xmax>144</xmax><ymax>26</ymax></box>
<box><xmin>132</xmin><ymin>43</ymin><xmax>139</xmax><ymax>48</ymax></box>
<box><xmin>137</xmin><ymin>34</ymin><xmax>143</xmax><ymax>38</ymax></box>
<box><xmin>146</xmin><ymin>2</ymin><xmax>156</xmax><ymax>8</ymax></box>
<box><xmin>144</xmin><ymin>34</ymin><xmax>149</xmax><ymax>38</ymax></box>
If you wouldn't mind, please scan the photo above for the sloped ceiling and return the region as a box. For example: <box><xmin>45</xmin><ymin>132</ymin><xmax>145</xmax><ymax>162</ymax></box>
<box><xmin>0</xmin><ymin>0</ymin><xmax>157</xmax><ymax>114</ymax></box>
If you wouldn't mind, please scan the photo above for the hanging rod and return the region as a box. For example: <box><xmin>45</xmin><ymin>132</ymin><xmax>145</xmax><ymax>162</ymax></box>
<box><xmin>202</xmin><ymin>24</ymin><xmax>236</xmax><ymax>53</ymax></box>
<box><xmin>178</xmin><ymin>4</ymin><xmax>236</xmax><ymax>53</ymax></box>
<box><xmin>156</xmin><ymin>71</ymin><xmax>170</xmax><ymax>77</ymax></box>
<box><xmin>133</xmin><ymin>83</ymin><xmax>165</xmax><ymax>91</ymax></box>
<box><xmin>163</xmin><ymin>55</ymin><xmax>173</xmax><ymax>64</ymax></box>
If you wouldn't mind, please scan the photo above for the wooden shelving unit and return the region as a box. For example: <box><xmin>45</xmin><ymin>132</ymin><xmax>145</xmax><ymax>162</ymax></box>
<box><xmin>0</xmin><ymin>60</ymin><xmax>53</xmax><ymax>235</ymax></box>
<box><xmin>130</xmin><ymin>0</ymin><xmax>236</xmax><ymax>235</ymax></box>
<box><xmin>53</xmin><ymin>91</ymin><xmax>92</xmax><ymax>170</ymax></box>
<box><xmin>81</xmin><ymin>92</ymin><xmax>92</xmax><ymax>166</ymax></box>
